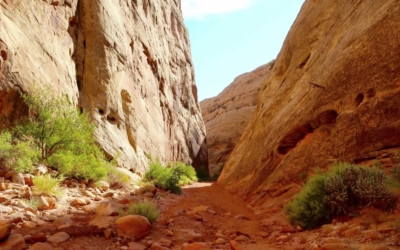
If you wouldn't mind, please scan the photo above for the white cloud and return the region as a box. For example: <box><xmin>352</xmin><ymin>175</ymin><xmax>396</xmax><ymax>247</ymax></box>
<box><xmin>182</xmin><ymin>0</ymin><xmax>254</xmax><ymax>19</ymax></box>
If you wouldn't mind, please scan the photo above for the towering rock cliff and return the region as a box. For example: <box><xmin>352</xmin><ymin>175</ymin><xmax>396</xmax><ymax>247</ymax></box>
<box><xmin>0</xmin><ymin>0</ymin><xmax>207</xmax><ymax>173</ymax></box>
<box><xmin>200</xmin><ymin>63</ymin><xmax>270</xmax><ymax>176</ymax></box>
<box><xmin>219</xmin><ymin>0</ymin><xmax>400</xmax><ymax>215</ymax></box>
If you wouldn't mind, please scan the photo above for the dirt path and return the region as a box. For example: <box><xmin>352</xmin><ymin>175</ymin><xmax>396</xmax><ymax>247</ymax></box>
<box><xmin>3</xmin><ymin>181</ymin><xmax>400</xmax><ymax>249</ymax></box>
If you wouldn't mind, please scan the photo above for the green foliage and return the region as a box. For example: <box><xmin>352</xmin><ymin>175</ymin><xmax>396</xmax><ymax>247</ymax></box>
<box><xmin>169</xmin><ymin>162</ymin><xmax>198</xmax><ymax>185</ymax></box>
<box><xmin>24</xmin><ymin>197</ymin><xmax>42</xmax><ymax>210</ymax></box>
<box><xmin>0</xmin><ymin>131</ymin><xmax>39</xmax><ymax>173</ymax></box>
<box><xmin>324</xmin><ymin>164</ymin><xmax>396</xmax><ymax>216</ymax></box>
<box><xmin>120</xmin><ymin>201</ymin><xmax>159</xmax><ymax>223</ymax></box>
<box><xmin>285</xmin><ymin>163</ymin><xmax>397</xmax><ymax>229</ymax></box>
<box><xmin>285</xmin><ymin>174</ymin><xmax>329</xmax><ymax>229</ymax></box>
<box><xmin>105</xmin><ymin>167</ymin><xmax>131</xmax><ymax>188</ymax></box>
<box><xmin>33</xmin><ymin>174</ymin><xmax>64</xmax><ymax>197</ymax></box>
<box><xmin>143</xmin><ymin>161</ymin><xmax>198</xmax><ymax>194</ymax></box>
<box><xmin>0</xmin><ymin>84</ymin><xmax>113</xmax><ymax>180</ymax></box>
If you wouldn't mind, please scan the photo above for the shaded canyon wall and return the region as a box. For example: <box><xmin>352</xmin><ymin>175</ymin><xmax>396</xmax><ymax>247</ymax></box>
<box><xmin>0</xmin><ymin>0</ymin><xmax>207</xmax><ymax>173</ymax></box>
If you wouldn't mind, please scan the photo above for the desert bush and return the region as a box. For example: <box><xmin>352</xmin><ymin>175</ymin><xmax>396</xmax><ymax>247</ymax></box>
<box><xmin>120</xmin><ymin>201</ymin><xmax>159</xmax><ymax>223</ymax></box>
<box><xmin>24</xmin><ymin>197</ymin><xmax>42</xmax><ymax>210</ymax></box>
<box><xmin>285</xmin><ymin>174</ymin><xmax>330</xmax><ymax>229</ymax></box>
<box><xmin>33</xmin><ymin>174</ymin><xmax>64</xmax><ymax>197</ymax></box>
<box><xmin>143</xmin><ymin>161</ymin><xmax>197</xmax><ymax>194</ymax></box>
<box><xmin>285</xmin><ymin>163</ymin><xmax>397</xmax><ymax>229</ymax></box>
<box><xmin>0</xmin><ymin>131</ymin><xmax>39</xmax><ymax>173</ymax></box>
<box><xmin>169</xmin><ymin>162</ymin><xmax>198</xmax><ymax>185</ymax></box>
<box><xmin>0</xmin><ymin>84</ymin><xmax>114</xmax><ymax>180</ymax></box>
<box><xmin>105</xmin><ymin>167</ymin><xmax>131</xmax><ymax>188</ymax></box>
<box><xmin>324</xmin><ymin>165</ymin><xmax>396</xmax><ymax>216</ymax></box>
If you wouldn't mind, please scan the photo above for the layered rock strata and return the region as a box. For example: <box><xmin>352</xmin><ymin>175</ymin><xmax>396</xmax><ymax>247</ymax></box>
<box><xmin>219</xmin><ymin>0</ymin><xmax>400</xmax><ymax>215</ymax></box>
<box><xmin>200</xmin><ymin>64</ymin><xmax>270</xmax><ymax>176</ymax></box>
<box><xmin>0</xmin><ymin>0</ymin><xmax>207</xmax><ymax>172</ymax></box>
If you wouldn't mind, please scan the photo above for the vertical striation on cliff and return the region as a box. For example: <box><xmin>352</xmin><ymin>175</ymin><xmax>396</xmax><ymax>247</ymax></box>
<box><xmin>200</xmin><ymin>63</ymin><xmax>271</xmax><ymax>177</ymax></box>
<box><xmin>0</xmin><ymin>0</ymin><xmax>207</xmax><ymax>173</ymax></box>
<box><xmin>219</xmin><ymin>0</ymin><xmax>400</xmax><ymax>215</ymax></box>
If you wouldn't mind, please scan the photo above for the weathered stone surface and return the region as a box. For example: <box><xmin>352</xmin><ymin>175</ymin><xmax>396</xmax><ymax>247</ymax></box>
<box><xmin>200</xmin><ymin>64</ymin><xmax>270</xmax><ymax>176</ymax></box>
<box><xmin>173</xmin><ymin>229</ymin><xmax>204</xmax><ymax>245</ymax></box>
<box><xmin>30</xmin><ymin>242</ymin><xmax>54</xmax><ymax>250</ymax></box>
<box><xmin>0</xmin><ymin>223</ymin><xmax>11</xmax><ymax>241</ymax></box>
<box><xmin>47</xmin><ymin>231</ymin><xmax>70</xmax><ymax>244</ymax></box>
<box><xmin>115</xmin><ymin>215</ymin><xmax>150</xmax><ymax>240</ymax></box>
<box><xmin>0</xmin><ymin>233</ymin><xmax>26</xmax><ymax>250</ymax></box>
<box><xmin>0</xmin><ymin>0</ymin><xmax>207</xmax><ymax>173</ymax></box>
<box><xmin>219</xmin><ymin>0</ymin><xmax>400</xmax><ymax>215</ymax></box>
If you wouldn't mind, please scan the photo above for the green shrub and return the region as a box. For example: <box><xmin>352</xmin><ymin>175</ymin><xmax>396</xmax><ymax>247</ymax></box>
<box><xmin>0</xmin><ymin>131</ymin><xmax>39</xmax><ymax>173</ymax></box>
<box><xmin>105</xmin><ymin>167</ymin><xmax>131</xmax><ymax>188</ymax></box>
<box><xmin>0</xmin><ymin>84</ymin><xmax>114</xmax><ymax>180</ymax></box>
<box><xmin>324</xmin><ymin>165</ymin><xmax>396</xmax><ymax>216</ymax></box>
<box><xmin>285</xmin><ymin>174</ymin><xmax>329</xmax><ymax>229</ymax></box>
<box><xmin>120</xmin><ymin>201</ymin><xmax>159</xmax><ymax>223</ymax></box>
<box><xmin>285</xmin><ymin>163</ymin><xmax>397</xmax><ymax>229</ymax></box>
<box><xmin>33</xmin><ymin>174</ymin><xmax>64</xmax><ymax>197</ymax></box>
<box><xmin>169</xmin><ymin>162</ymin><xmax>198</xmax><ymax>185</ymax></box>
<box><xmin>143</xmin><ymin>161</ymin><xmax>197</xmax><ymax>194</ymax></box>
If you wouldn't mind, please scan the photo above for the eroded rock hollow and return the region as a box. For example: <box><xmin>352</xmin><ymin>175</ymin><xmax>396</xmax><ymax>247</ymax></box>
<box><xmin>219</xmin><ymin>0</ymin><xmax>400</xmax><ymax>215</ymax></box>
<box><xmin>0</xmin><ymin>0</ymin><xmax>207</xmax><ymax>173</ymax></box>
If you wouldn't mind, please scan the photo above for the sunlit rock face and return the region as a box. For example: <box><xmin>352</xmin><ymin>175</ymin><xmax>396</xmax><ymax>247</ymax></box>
<box><xmin>200</xmin><ymin>64</ymin><xmax>270</xmax><ymax>177</ymax></box>
<box><xmin>218</xmin><ymin>0</ymin><xmax>400</xmax><ymax>215</ymax></box>
<box><xmin>0</xmin><ymin>0</ymin><xmax>207</xmax><ymax>173</ymax></box>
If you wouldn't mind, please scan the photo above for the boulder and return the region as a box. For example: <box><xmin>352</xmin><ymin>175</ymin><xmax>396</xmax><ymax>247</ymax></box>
<box><xmin>115</xmin><ymin>215</ymin><xmax>150</xmax><ymax>240</ymax></box>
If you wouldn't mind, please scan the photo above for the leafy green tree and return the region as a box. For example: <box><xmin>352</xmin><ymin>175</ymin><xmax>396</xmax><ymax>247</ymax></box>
<box><xmin>9</xmin><ymin>84</ymin><xmax>112</xmax><ymax>180</ymax></box>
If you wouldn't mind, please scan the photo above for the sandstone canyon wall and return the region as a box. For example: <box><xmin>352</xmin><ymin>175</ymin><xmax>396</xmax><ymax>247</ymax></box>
<box><xmin>0</xmin><ymin>0</ymin><xmax>207</xmax><ymax>173</ymax></box>
<box><xmin>200</xmin><ymin>64</ymin><xmax>271</xmax><ymax>176</ymax></box>
<box><xmin>219</xmin><ymin>0</ymin><xmax>400</xmax><ymax>216</ymax></box>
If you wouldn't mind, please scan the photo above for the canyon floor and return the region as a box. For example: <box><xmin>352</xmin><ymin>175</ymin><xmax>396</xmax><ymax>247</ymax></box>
<box><xmin>1</xmin><ymin>181</ymin><xmax>400</xmax><ymax>250</ymax></box>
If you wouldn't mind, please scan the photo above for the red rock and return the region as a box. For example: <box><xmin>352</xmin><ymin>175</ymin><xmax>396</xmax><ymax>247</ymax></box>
<box><xmin>0</xmin><ymin>233</ymin><xmax>26</xmax><ymax>250</ymax></box>
<box><xmin>30</xmin><ymin>242</ymin><xmax>54</xmax><ymax>250</ymax></box>
<box><xmin>115</xmin><ymin>215</ymin><xmax>150</xmax><ymax>240</ymax></box>
<box><xmin>173</xmin><ymin>229</ymin><xmax>204</xmax><ymax>245</ymax></box>
<box><xmin>184</xmin><ymin>242</ymin><xmax>211</xmax><ymax>250</ymax></box>
<box><xmin>128</xmin><ymin>242</ymin><xmax>147</xmax><ymax>250</ymax></box>
<box><xmin>321</xmin><ymin>243</ymin><xmax>349</xmax><ymax>250</ymax></box>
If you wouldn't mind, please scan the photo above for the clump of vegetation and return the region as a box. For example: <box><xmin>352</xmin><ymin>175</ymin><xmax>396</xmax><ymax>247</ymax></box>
<box><xmin>143</xmin><ymin>160</ymin><xmax>198</xmax><ymax>194</ymax></box>
<box><xmin>24</xmin><ymin>197</ymin><xmax>42</xmax><ymax>210</ymax></box>
<box><xmin>0</xmin><ymin>131</ymin><xmax>39</xmax><ymax>173</ymax></box>
<box><xmin>33</xmin><ymin>174</ymin><xmax>64</xmax><ymax>197</ymax></box>
<box><xmin>285</xmin><ymin>163</ymin><xmax>397</xmax><ymax>229</ymax></box>
<box><xmin>119</xmin><ymin>201</ymin><xmax>159</xmax><ymax>223</ymax></box>
<box><xmin>0</xmin><ymin>84</ymin><xmax>114</xmax><ymax>181</ymax></box>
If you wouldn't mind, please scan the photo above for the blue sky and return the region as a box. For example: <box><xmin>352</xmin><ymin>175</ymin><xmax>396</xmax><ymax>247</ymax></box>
<box><xmin>182</xmin><ymin>0</ymin><xmax>305</xmax><ymax>101</ymax></box>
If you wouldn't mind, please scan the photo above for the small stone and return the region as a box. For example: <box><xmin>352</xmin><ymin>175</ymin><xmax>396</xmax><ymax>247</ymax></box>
<box><xmin>47</xmin><ymin>232</ymin><xmax>70</xmax><ymax>243</ymax></box>
<box><xmin>53</xmin><ymin>216</ymin><xmax>73</xmax><ymax>226</ymax></box>
<box><xmin>159</xmin><ymin>238</ymin><xmax>172</xmax><ymax>247</ymax></box>
<box><xmin>234</xmin><ymin>214</ymin><xmax>250</xmax><ymax>220</ymax></box>
<box><xmin>96</xmin><ymin>202</ymin><xmax>119</xmax><ymax>216</ymax></box>
<box><xmin>150</xmin><ymin>242</ymin><xmax>169</xmax><ymax>250</ymax></box>
<box><xmin>102</xmin><ymin>192</ymin><xmax>114</xmax><ymax>198</ymax></box>
<box><xmin>22</xmin><ymin>221</ymin><xmax>37</xmax><ymax>228</ymax></box>
<box><xmin>215</xmin><ymin>238</ymin><xmax>226</xmax><ymax>244</ymax></box>
<box><xmin>184</xmin><ymin>242</ymin><xmax>211</xmax><ymax>250</ymax></box>
<box><xmin>30</xmin><ymin>233</ymin><xmax>47</xmax><ymax>243</ymax></box>
<box><xmin>89</xmin><ymin>216</ymin><xmax>115</xmax><ymax>229</ymax></box>
<box><xmin>0</xmin><ymin>223</ymin><xmax>12</xmax><ymax>241</ymax></box>
<box><xmin>30</xmin><ymin>242</ymin><xmax>54</xmax><ymax>250</ymax></box>
<box><xmin>173</xmin><ymin>229</ymin><xmax>204</xmax><ymax>245</ymax></box>
<box><xmin>128</xmin><ymin>242</ymin><xmax>147</xmax><ymax>250</ymax></box>
<box><xmin>342</xmin><ymin>227</ymin><xmax>361</xmax><ymax>238</ymax></box>
<box><xmin>12</xmin><ymin>172</ymin><xmax>25</xmax><ymax>185</ymax></box>
<box><xmin>71</xmin><ymin>197</ymin><xmax>88</xmax><ymax>206</ymax></box>
<box><xmin>320</xmin><ymin>243</ymin><xmax>349</xmax><ymax>250</ymax></box>
<box><xmin>97</xmin><ymin>180</ymin><xmax>110</xmax><ymax>191</ymax></box>
<box><xmin>277</xmin><ymin>235</ymin><xmax>288</xmax><ymax>242</ymax></box>
<box><xmin>104</xmin><ymin>228</ymin><xmax>113</xmax><ymax>239</ymax></box>
<box><xmin>234</xmin><ymin>235</ymin><xmax>250</xmax><ymax>241</ymax></box>
<box><xmin>0</xmin><ymin>233</ymin><xmax>26</xmax><ymax>250</ymax></box>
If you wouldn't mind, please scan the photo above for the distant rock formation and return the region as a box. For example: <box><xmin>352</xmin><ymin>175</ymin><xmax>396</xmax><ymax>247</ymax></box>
<box><xmin>200</xmin><ymin>64</ymin><xmax>271</xmax><ymax>176</ymax></box>
<box><xmin>0</xmin><ymin>0</ymin><xmax>207</xmax><ymax>173</ymax></box>
<box><xmin>219</xmin><ymin>0</ymin><xmax>400</xmax><ymax>216</ymax></box>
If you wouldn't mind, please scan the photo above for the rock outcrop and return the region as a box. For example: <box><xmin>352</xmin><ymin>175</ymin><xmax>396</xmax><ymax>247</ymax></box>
<box><xmin>0</xmin><ymin>0</ymin><xmax>207</xmax><ymax>172</ymax></box>
<box><xmin>200</xmin><ymin>64</ymin><xmax>271</xmax><ymax>176</ymax></box>
<box><xmin>219</xmin><ymin>0</ymin><xmax>400</xmax><ymax>215</ymax></box>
